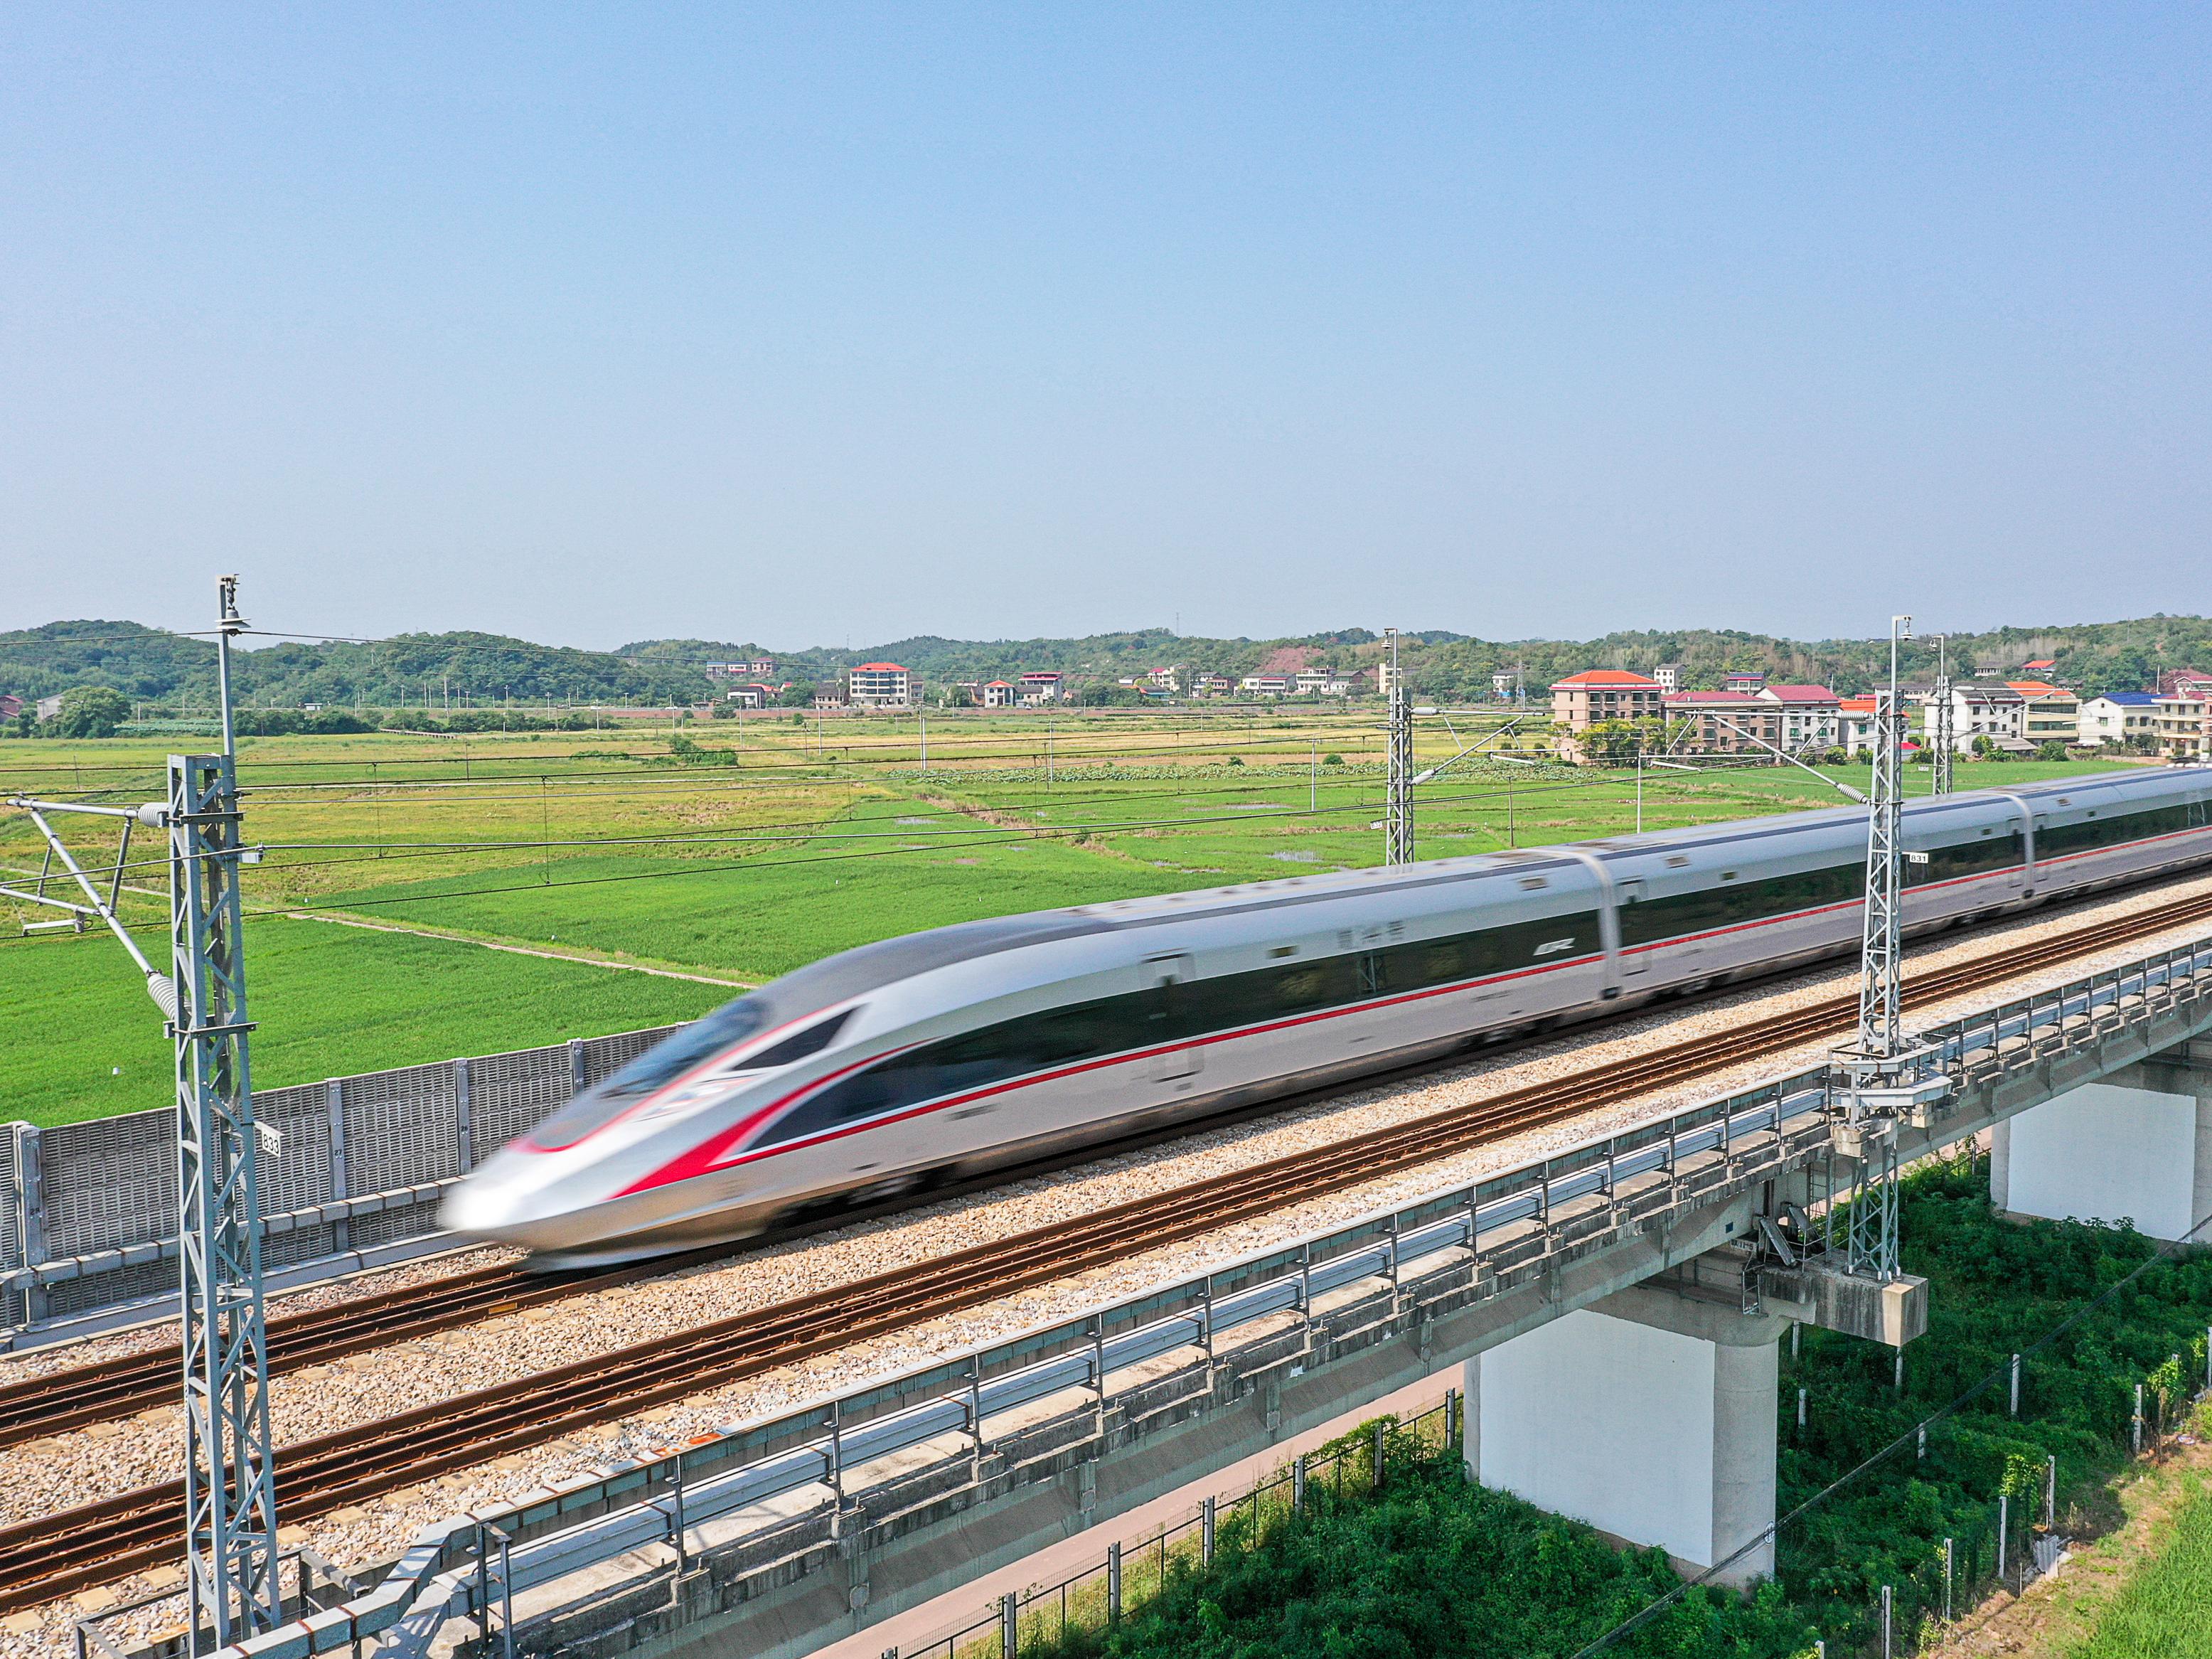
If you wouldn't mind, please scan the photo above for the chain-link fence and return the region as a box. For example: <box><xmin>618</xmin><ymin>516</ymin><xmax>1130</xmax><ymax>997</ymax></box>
<box><xmin>908</xmin><ymin>1397</ymin><xmax>1465</xmax><ymax>1659</ymax></box>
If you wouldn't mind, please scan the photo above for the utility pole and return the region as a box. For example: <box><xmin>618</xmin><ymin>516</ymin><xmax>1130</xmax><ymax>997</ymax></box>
<box><xmin>1824</xmin><ymin>613</ymin><xmax>1948</xmax><ymax>1281</ymax></box>
<box><xmin>1930</xmin><ymin>634</ymin><xmax>1955</xmax><ymax>796</ymax></box>
<box><xmin>181</xmin><ymin>577</ymin><xmax>282</xmax><ymax>1645</ymax></box>
<box><xmin>1384</xmin><ymin>628</ymin><xmax>1413</xmax><ymax>865</ymax></box>
<box><xmin>1859</xmin><ymin>616</ymin><xmax>1909</xmax><ymax>1066</ymax></box>
<box><xmin>1</xmin><ymin>578</ymin><xmax>280</xmax><ymax>1650</ymax></box>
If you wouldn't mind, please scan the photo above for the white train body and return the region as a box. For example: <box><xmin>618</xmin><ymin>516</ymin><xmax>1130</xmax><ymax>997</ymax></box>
<box><xmin>441</xmin><ymin>768</ymin><xmax>2212</xmax><ymax>1265</ymax></box>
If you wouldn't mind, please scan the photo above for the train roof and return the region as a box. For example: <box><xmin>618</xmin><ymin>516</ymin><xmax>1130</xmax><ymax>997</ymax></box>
<box><xmin>739</xmin><ymin>767</ymin><xmax>2205</xmax><ymax>1014</ymax></box>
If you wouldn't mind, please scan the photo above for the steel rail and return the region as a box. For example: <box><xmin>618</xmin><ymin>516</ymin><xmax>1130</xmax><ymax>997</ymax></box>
<box><xmin>3</xmin><ymin>889</ymin><xmax>2209</xmax><ymax>1613</ymax></box>
<box><xmin>11</xmin><ymin>882</ymin><xmax>2207</xmax><ymax>1456</ymax></box>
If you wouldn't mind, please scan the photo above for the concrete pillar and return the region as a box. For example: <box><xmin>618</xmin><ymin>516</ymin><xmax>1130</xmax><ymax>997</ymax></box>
<box><xmin>1460</xmin><ymin>1282</ymin><xmax>1790</xmax><ymax>1586</ymax></box>
<box><xmin>1991</xmin><ymin>1040</ymin><xmax>2212</xmax><ymax>1244</ymax></box>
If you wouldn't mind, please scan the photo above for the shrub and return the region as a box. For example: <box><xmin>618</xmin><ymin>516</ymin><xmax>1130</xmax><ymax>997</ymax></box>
<box><xmin>42</xmin><ymin>685</ymin><xmax>130</xmax><ymax>738</ymax></box>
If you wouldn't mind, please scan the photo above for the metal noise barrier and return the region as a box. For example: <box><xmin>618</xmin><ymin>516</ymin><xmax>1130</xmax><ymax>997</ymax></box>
<box><xmin>1</xmin><ymin>1023</ymin><xmax>685</xmax><ymax>1342</ymax></box>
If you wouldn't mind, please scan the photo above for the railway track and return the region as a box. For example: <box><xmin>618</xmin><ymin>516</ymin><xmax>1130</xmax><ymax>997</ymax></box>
<box><xmin>6</xmin><ymin>888</ymin><xmax>2210</xmax><ymax>1616</ymax></box>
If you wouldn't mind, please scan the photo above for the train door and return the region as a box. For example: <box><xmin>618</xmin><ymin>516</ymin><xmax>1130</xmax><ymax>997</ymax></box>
<box><xmin>1141</xmin><ymin>954</ymin><xmax>1202</xmax><ymax>1080</ymax></box>
<box><xmin>1616</xmin><ymin>879</ymin><xmax>1648</xmax><ymax>975</ymax></box>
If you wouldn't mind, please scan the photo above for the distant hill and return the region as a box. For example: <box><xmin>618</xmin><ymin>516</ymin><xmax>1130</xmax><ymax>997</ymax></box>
<box><xmin>4</xmin><ymin>614</ymin><xmax>2207</xmax><ymax>710</ymax></box>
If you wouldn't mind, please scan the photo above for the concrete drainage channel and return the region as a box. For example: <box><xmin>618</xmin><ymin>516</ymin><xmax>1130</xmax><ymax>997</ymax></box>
<box><xmin>132</xmin><ymin>931</ymin><xmax>2212</xmax><ymax>1659</ymax></box>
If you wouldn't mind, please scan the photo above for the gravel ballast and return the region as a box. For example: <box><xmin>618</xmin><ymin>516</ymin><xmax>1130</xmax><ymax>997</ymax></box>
<box><xmin>14</xmin><ymin>870</ymin><xmax>2212</xmax><ymax>1656</ymax></box>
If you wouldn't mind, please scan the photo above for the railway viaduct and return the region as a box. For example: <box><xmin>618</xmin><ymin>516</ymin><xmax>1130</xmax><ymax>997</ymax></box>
<box><xmin>152</xmin><ymin>927</ymin><xmax>2212</xmax><ymax>1659</ymax></box>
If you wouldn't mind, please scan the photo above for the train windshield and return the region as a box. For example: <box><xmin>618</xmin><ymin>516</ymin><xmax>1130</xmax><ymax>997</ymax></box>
<box><xmin>523</xmin><ymin>998</ymin><xmax>773</xmax><ymax>1151</ymax></box>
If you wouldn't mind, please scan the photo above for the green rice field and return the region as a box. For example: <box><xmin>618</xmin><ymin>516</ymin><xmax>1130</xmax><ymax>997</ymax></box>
<box><xmin>0</xmin><ymin>713</ymin><xmax>2142</xmax><ymax>1129</ymax></box>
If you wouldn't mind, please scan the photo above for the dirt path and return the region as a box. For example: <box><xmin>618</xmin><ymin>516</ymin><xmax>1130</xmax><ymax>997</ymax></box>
<box><xmin>0</xmin><ymin>862</ymin><xmax>750</xmax><ymax>987</ymax></box>
<box><xmin>1921</xmin><ymin>1417</ymin><xmax>2212</xmax><ymax>1657</ymax></box>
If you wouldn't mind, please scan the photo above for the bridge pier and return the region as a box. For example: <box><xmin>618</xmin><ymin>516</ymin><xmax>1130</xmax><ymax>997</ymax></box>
<box><xmin>1460</xmin><ymin>1280</ymin><xmax>1792</xmax><ymax>1587</ymax></box>
<box><xmin>1991</xmin><ymin>1037</ymin><xmax>2212</xmax><ymax>1244</ymax></box>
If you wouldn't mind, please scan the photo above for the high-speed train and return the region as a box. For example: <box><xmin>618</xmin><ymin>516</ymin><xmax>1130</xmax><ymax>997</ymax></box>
<box><xmin>441</xmin><ymin>767</ymin><xmax>2212</xmax><ymax>1265</ymax></box>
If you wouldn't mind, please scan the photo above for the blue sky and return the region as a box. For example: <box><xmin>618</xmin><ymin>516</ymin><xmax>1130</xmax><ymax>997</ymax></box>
<box><xmin>2</xmin><ymin>5</ymin><xmax>2206</xmax><ymax>649</ymax></box>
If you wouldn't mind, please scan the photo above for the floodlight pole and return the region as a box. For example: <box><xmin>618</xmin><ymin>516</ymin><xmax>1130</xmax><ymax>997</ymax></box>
<box><xmin>1384</xmin><ymin>629</ymin><xmax>1413</xmax><ymax>865</ymax></box>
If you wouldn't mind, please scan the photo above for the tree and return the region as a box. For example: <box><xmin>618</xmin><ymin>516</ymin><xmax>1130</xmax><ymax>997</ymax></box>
<box><xmin>44</xmin><ymin>685</ymin><xmax>130</xmax><ymax>738</ymax></box>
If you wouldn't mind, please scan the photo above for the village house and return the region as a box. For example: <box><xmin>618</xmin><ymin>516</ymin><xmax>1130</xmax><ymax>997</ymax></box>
<box><xmin>845</xmin><ymin>662</ymin><xmax>916</xmax><ymax>708</ymax></box>
<box><xmin>1663</xmin><ymin>690</ymin><xmax>1785</xmax><ymax>756</ymax></box>
<box><xmin>2078</xmin><ymin>691</ymin><xmax>2159</xmax><ymax>747</ymax></box>
<box><xmin>2005</xmin><ymin>681</ymin><xmax>2081</xmax><ymax>745</ymax></box>
<box><xmin>1753</xmin><ymin>684</ymin><xmax>1843</xmax><ymax>750</ymax></box>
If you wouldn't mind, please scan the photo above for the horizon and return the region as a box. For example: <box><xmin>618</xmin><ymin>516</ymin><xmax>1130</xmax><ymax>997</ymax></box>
<box><xmin>7</xmin><ymin>604</ymin><xmax>2212</xmax><ymax>661</ymax></box>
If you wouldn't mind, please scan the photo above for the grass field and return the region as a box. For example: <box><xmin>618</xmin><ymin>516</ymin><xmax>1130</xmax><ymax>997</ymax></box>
<box><xmin>0</xmin><ymin>917</ymin><xmax>730</xmax><ymax>1128</ymax></box>
<box><xmin>0</xmin><ymin>711</ymin><xmax>2148</xmax><ymax>1129</ymax></box>
<box><xmin>2072</xmin><ymin>1468</ymin><xmax>2212</xmax><ymax>1658</ymax></box>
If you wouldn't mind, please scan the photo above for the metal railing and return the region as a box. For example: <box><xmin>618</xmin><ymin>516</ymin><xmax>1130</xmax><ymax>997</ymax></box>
<box><xmin>129</xmin><ymin>928</ymin><xmax>2212</xmax><ymax>1659</ymax></box>
<box><xmin>908</xmin><ymin>1394</ymin><xmax>1463</xmax><ymax>1659</ymax></box>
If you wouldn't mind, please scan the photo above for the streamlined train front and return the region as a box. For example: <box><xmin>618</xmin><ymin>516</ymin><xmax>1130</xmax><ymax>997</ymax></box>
<box><xmin>439</xmin><ymin>989</ymin><xmax>882</xmax><ymax>1263</ymax></box>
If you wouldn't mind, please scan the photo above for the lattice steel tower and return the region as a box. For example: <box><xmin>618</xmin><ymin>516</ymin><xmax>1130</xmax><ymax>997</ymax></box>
<box><xmin>176</xmin><ymin>579</ymin><xmax>280</xmax><ymax>1647</ymax></box>
<box><xmin>1384</xmin><ymin>628</ymin><xmax>1414</xmax><ymax>865</ymax></box>
<box><xmin>1930</xmin><ymin>634</ymin><xmax>1955</xmax><ymax>797</ymax></box>
<box><xmin>1855</xmin><ymin>616</ymin><xmax>1912</xmax><ymax>1067</ymax></box>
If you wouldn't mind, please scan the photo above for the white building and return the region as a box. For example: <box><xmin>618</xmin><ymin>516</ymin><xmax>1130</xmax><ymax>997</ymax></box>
<box><xmin>1753</xmin><ymin>684</ymin><xmax>1843</xmax><ymax>751</ymax></box>
<box><xmin>1838</xmin><ymin>696</ymin><xmax>1880</xmax><ymax>756</ymax></box>
<box><xmin>1653</xmin><ymin>665</ymin><xmax>1682</xmax><ymax>694</ymax></box>
<box><xmin>846</xmin><ymin>662</ymin><xmax>916</xmax><ymax>708</ymax></box>
<box><xmin>1295</xmin><ymin>669</ymin><xmax>1350</xmax><ymax>697</ymax></box>
<box><xmin>1016</xmin><ymin>672</ymin><xmax>1064</xmax><ymax>702</ymax></box>
<box><xmin>2078</xmin><ymin>692</ymin><xmax>2159</xmax><ymax>747</ymax></box>
<box><xmin>1239</xmin><ymin>674</ymin><xmax>1293</xmax><ymax>698</ymax></box>
<box><xmin>1923</xmin><ymin>685</ymin><xmax>2029</xmax><ymax>754</ymax></box>
<box><xmin>981</xmin><ymin>680</ymin><xmax>1017</xmax><ymax>708</ymax></box>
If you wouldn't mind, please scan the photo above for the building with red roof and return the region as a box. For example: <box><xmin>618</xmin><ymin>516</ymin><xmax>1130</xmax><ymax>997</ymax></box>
<box><xmin>1549</xmin><ymin>671</ymin><xmax>1662</xmax><ymax>761</ymax></box>
<box><xmin>1549</xmin><ymin>670</ymin><xmax>1662</xmax><ymax>727</ymax></box>
<box><xmin>1664</xmin><ymin>689</ymin><xmax>1786</xmax><ymax>755</ymax></box>
<box><xmin>846</xmin><ymin>662</ymin><xmax>916</xmax><ymax>708</ymax></box>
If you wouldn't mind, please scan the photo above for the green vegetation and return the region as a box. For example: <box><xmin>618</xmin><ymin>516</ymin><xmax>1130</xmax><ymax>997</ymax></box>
<box><xmin>1773</xmin><ymin>1157</ymin><xmax>2212</xmax><ymax>1648</ymax></box>
<box><xmin>0</xmin><ymin>708</ymin><xmax>2146</xmax><ymax>1131</ymax></box>
<box><xmin>2071</xmin><ymin>1472</ymin><xmax>2212</xmax><ymax>1658</ymax></box>
<box><xmin>6</xmin><ymin>612</ymin><xmax>2208</xmax><ymax>713</ymax></box>
<box><xmin>1017</xmin><ymin>1160</ymin><xmax>2212</xmax><ymax>1659</ymax></box>
<box><xmin>1041</xmin><ymin>1444</ymin><xmax>1817</xmax><ymax>1658</ymax></box>
<box><xmin>0</xmin><ymin>918</ymin><xmax>726</xmax><ymax>1128</ymax></box>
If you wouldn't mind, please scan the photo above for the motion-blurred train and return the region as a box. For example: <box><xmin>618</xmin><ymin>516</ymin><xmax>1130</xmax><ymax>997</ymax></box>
<box><xmin>441</xmin><ymin>767</ymin><xmax>2212</xmax><ymax>1265</ymax></box>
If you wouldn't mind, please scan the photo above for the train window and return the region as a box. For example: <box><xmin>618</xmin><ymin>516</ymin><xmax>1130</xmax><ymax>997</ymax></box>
<box><xmin>744</xmin><ymin>1009</ymin><xmax>855</xmax><ymax>1071</ymax></box>
<box><xmin>1909</xmin><ymin>830</ymin><xmax>2024</xmax><ymax>885</ymax></box>
<box><xmin>2036</xmin><ymin>804</ymin><xmax>2189</xmax><ymax>858</ymax></box>
<box><xmin>584</xmin><ymin>1000</ymin><xmax>774</xmax><ymax>1107</ymax></box>
<box><xmin>1665</xmin><ymin>855</ymin><xmax>1691</xmax><ymax>868</ymax></box>
<box><xmin>1269</xmin><ymin>945</ymin><xmax>1298</xmax><ymax>959</ymax></box>
<box><xmin>1615</xmin><ymin>862</ymin><xmax>1861</xmax><ymax>946</ymax></box>
<box><xmin>1518</xmin><ymin>876</ymin><xmax>1549</xmax><ymax>890</ymax></box>
<box><xmin>751</xmin><ymin>909</ymin><xmax>1608</xmax><ymax>1153</ymax></box>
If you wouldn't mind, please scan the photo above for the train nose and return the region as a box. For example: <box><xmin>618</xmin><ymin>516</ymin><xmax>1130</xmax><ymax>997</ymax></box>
<box><xmin>438</xmin><ymin>1157</ymin><xmax>597</xmax><ymax>1253</ymax></box>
